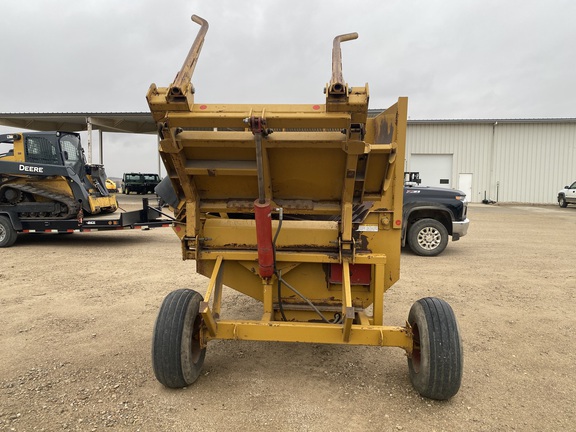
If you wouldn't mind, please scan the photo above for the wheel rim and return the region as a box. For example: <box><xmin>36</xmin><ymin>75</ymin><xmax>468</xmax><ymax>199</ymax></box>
<box><xmin>190</xmin><ymin>314</ymin><xmax>203</xmax><ymax>363</ymax></box>
<box><xmin>0</xmin><ymin>225</ymin><xmax>6</xmax><ymax>242</ymax></box>
<box><xmin>417</xmin><ymin>227</ymin><xmax>441</xmax><ymax>250</ymax></box>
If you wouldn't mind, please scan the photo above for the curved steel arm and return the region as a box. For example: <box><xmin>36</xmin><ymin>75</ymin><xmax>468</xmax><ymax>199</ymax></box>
<box><xmin>329</xmin><ymin>32</ymin><xmax>358</xmax><ymax>95</ymax></box>
<box><xmin>169</xmin><ymin>15</ymin><xmax>209</xmax><ymax>101</ymax></box>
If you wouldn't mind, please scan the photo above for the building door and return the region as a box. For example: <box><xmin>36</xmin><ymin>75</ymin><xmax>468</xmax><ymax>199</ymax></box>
<box><xmin>458</xmin><ymin>173</ymin><xmax>473</xmax><ymax>201</ymax></box>
<box><xmin>410</xmin><ymin>154</ymin><xmax>453</xmax><ymax>188</ymax></box>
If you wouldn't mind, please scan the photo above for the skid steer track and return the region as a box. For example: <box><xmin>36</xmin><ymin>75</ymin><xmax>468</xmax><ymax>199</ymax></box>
<box><xmin>0</xmin><ymin>183</ymin><xmax>80</xmax><ymax>219</ymax></box>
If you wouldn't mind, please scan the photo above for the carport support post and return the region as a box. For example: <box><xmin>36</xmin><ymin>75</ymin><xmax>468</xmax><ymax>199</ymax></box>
<box><xmin>99</xmin><ymin>129</ymin><xmax>103</xmax><ymax>165</ymax></box>
<box><xmin>86</xmin><ymin>117</ymin><xmax>93</xmax><ymax>164</ymax></box>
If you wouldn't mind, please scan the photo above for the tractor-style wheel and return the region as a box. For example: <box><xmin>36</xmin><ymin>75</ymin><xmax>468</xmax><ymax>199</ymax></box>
<box><xmin>152</xmin><ymin>289</ymin><xmax>206</xmax><ymax>388</ymax></box>
<box><xmin>407</xmin><ymin>297</ymin><xmax>463</xmax><ymax>400</ymax></box>
<box><xmin>0</xmin><ymin>216</ymin><xmax>17</xmax><ymax>248</ymax></box>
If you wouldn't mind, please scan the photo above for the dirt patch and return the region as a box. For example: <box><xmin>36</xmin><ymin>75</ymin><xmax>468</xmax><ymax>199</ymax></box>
<box><xmin>1</xmin><ymin>197</ymin><xmax>576</xmax><ymax>431</ymax></box>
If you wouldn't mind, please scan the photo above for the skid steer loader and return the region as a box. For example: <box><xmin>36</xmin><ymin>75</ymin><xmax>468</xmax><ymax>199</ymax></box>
<box><xmin>0</xmin><ymin>131</ymin><xmax>118</xmax><ymax>219</ymax></box>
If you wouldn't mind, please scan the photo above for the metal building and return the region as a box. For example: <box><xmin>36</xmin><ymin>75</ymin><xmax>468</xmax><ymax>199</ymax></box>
<box><xmin>402</xmin><ymin>118</ymin><xmax>576</xmax><ymax>204</ymax></box>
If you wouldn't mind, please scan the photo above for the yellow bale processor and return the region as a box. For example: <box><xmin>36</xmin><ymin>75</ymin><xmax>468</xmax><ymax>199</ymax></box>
<box><xmin>148</xmin><ymin>15</ymin><xmax>462</xmax><ymax>400</ymax></box>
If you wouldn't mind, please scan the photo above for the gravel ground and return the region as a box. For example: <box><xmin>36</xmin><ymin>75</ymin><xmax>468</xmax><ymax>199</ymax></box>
<box><xmin>1</xmin><ymin>196</ymin><xmax>575</xmax><ymax>431</ymax></box>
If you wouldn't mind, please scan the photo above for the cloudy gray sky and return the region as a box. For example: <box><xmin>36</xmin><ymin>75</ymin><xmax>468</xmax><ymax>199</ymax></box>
<box><xmin>1</xmin><ymin>0</ymin><xmax>574</xmax><ymax>177</ymax></box>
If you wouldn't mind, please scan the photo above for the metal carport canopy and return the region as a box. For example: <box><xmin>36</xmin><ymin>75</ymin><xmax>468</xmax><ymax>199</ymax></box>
<box><xmin>0</xmin><ymin>112</ymin><xmax>156</xmax><ymax>165</ymax></box>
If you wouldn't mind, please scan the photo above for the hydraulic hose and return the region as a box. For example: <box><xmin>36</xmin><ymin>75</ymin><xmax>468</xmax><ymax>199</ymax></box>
<box><xmin>272</xmin><ymin>206</ymin><xmax>331</xmax><ymax>324</ymax></box>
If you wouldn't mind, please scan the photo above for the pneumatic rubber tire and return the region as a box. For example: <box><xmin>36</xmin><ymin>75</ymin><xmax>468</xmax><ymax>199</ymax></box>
<box><xmin>408</xmin><ymin>297</ymin><xmax>463</xmax><ymax>400</ymax></box>
<box><xmin>407</xmin><ymin>218</ymin><xmax>449</xmax><ymax>256</ymax></box>
<box><xmin>0</xmin><ymin>216</ymin><xmax>17</xmax><ymax>248</ymax></box>
<box><xmin>152</xmin><ymin>289</ymin><xmax>206</xmax><ymax>388</ymax></box>
<box><xmin>559</xmin><ymin>196</ymin><xmax>568</xmax><ymax>208</ymax></box>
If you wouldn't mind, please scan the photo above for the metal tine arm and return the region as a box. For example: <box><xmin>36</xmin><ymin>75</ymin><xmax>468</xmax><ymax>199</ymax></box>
<box><xmin>329</xmin><ymin>32</ymin><xmax>358</xmax><ymax>95</ymax></box>
<box><xmin>168</xmin><ymin>15</ymin><xmax>209</xmax><ymax>101</ymax></box>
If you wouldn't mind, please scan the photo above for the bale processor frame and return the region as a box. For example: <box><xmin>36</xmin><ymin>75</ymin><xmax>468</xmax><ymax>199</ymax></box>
<box><xmin>147</xmin><ymin>15</ymin><xmax>462</xmax><ymax>400</ymax></box>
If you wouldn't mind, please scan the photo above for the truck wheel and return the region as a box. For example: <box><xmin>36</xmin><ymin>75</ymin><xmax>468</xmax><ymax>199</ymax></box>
<box><xmin>0</xmin><ymin>216</ymin><xmax>17</xmax><ymax>248</ymax></box>
<box><xmin>407</xmin><ymin>297</ymin><xmax>463</xmax><ymax>400</ymax></box>
<box><xmin>152</xmin><ymin>289</ymin><xmax>206</xmax><ymax>388</ymax></box>
<box><xmin>558</xmin><ymin>195</ymin><xmax>568</xmax><ymax>208</ymax></box>
<box><xmin>124</xmin><ymin>187</ymin><xmax>130</xmax><ymax>195</ymax></box>
<box><xmin>407</xmin><ymin>218</ymin><xmax>449</xmax><ymax>256</ymax></box>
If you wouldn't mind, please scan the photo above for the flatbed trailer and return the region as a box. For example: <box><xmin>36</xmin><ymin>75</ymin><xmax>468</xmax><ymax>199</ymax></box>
<box><xmin>0</xmin><ymin>198</ymin><xmax>173</xmax><ymax>247</ymax></box>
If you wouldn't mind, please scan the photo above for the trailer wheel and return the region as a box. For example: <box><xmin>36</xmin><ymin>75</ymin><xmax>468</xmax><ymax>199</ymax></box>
<box><xmin>0</xmin><ymin>216</ymin><xmax>17</xmax><ymax>248</ymax></box>
<box><xmin>407</xmin><ymin>218</ymin><xmax>449</xmax><ymax>256</ymax></box>
<box><xmin>152</xmin><ymin>289</ymin><xmax>206</xmax><ymax>388</ymax></box>
<box><xmin>558</xmin><ymin>195</ymin><xmax>568</xmax><ymax>208</ymax></box>
<box><xmin>407</xmin><ymin>297</ymin><xmax>463</xmax><ymax>400</ymax></box>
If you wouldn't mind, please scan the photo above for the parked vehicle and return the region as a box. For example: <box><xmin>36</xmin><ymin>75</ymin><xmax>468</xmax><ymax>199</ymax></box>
<box><xmin>0</xmin><ymin>131</ymin><xmax>118</xmax><ymax>219</ymax></box>
<box><xmin>403</xmin><ymin>173</ymin><xmax>470</xmax><ymax>256</ymax></box>
<box><xmin>105</xmin><ymin>178</ymin><xmax>118</xmax><ymax>193</ymax></box>
<box><xmin>0</xmin><ymin>192</ymin><xmax>170</xmax><ymax>248</ymax></box>
<box><xmin>557</xmin><ymin>181</ymin><xmax>576</xmax><ymax>208</ymax></box>
<box><xmin>123</xmin><ymin>172</ymin><xmax>161</xmax><ymax>195</ymax></box>
<box><xmin>0</xmin><ymin>132</ymin><xmax>175</xmax><ymax>248</ymax></box>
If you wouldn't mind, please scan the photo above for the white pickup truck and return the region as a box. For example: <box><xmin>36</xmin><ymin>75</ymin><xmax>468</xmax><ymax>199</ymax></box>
<box><xmin>558</xmin><ymin>181</ymin><xmax>576</xmax><ymax>208</ymax></box>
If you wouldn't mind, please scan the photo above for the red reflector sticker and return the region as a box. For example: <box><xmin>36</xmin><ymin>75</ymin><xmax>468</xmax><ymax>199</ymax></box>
<box><xmin>312</xmin><ymin>105</ymin><xmax>320</xmax><ymax>110</ymax></box>
<box><xmin>329</xmin><ymin>263</ymin><xmax>371</xmax><ymax>285</ymax></box>
<box><xmin>199</xmin><ymin>105</ymin><xmax>207</xmax><ymax>110</ymax></box>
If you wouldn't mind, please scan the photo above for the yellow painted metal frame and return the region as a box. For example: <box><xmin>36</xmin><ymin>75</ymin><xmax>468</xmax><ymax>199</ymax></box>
<box><xmin>147</xmin><ymin>15</ymin><xmax>413</xmax><ymax>355</ymax></box>
<box><xmin>197</xmin><ymin>253</ymin><xmax>412</xmax><ymax>351</ymax></box>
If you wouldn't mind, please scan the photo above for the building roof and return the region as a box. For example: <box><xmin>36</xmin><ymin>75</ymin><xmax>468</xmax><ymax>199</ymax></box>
<box><xmin>405</xmin><ymin>118</ymin><xmax>576</xmax><ymax>125</ymax></box>
<box><xmin>367</xmin><ymin>109</ymin><xmax>576</xmax><ymax>124</ymax></box>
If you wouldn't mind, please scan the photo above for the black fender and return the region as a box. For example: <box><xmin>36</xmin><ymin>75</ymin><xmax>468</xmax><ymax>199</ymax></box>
<box><xmin>0</xmin><ymin>209</ymin><xmax>22</xmax><ymax>231</ymax></box>
<box><xmin>402</xmin><ymin>204</ymin><xmax>454</xmax><ymax>247</ymax></box>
